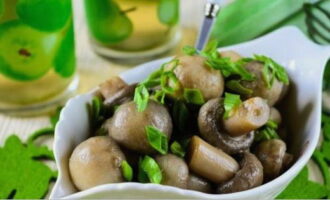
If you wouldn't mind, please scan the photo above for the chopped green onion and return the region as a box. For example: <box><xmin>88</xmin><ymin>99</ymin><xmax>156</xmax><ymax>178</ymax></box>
<box><xmin>170</xmin><ymin>141</ymin><xmax>185</xmax><ymax>157</ymax></box>
<box><xmin>138</xmin><ymin>156</ymin><xmax>162</xmax><ymax>184</ymax></box>
<box><xmin>226</xmin><ymin>80</ymin><xmax>253</xmax><ymax>95</ymax></box>
<box><xmin>183</xmin><ymin>88</ymin><xmax>205</xmax><ymax>105</ymax></box>
<box><xmin>202</xmin><ymin>40</ymin><xmax>219</xmax><ymax>54</ymax></box>
<box><xmin>151</xmin><ymin>90</ymin><xmax>166</xmax><ymax>104</ymax></box>
<box><xmin>172</xmin><ymin>101</ymin><xmax>189</xmax><ymax>132</ymax></box>
<box><xmin>133</xmin><ymin>84</ymin><xmax>150</xmax><ymax>112</ymax></box>
<box><xmin>252</xmin><ymin>55</ymin><xmax>289</xmax><ymax>88</ymax></box>
<box><xmin>145</xmin><ymin>125</ymin><xmax>168</xmax><ymax>154</ymax></box>
<box><xmin>161</xmin><ymin>71</ymin><xmax>181</xmax><ymax>95</ymax></box>
<box><xmin>121</xmin><ymin>160</ymin><xmax>133</xmax><ymax>181</ymax></box>
<box><xmin>223</xmin><ymin>92</ymin><xmax>242</xmax><ymax>119</ymax></box>
<box><xmin>182</xmin><ymin>45</ymin><xmax>198</xmax><ymax>56</ymax></box>
<box><xmin>254</xmin><ymin>120</ymin><xmax>280</xmax><ymax>142</ymax></box>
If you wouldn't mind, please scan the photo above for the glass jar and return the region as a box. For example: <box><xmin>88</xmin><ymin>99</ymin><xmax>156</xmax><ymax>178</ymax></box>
<box><xmin>0</xmin><ymin>0</ymin><xmax>77</xmax><ymax>115</ymax></box>
<box><xmin>84</xmin><ymin>0</ymin><xmax>181</xmax><ymax>62</ymax></box>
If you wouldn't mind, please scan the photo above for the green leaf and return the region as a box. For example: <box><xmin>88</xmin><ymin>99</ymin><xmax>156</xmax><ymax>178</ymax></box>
<box><xmin>145</xmin><ymin>125</ymin><xmax>168</xmax><ymax>155</ymax></box>
<box><xmin>313</xmin><ymin>150</ymin><xmax>330</xmax><ymax>192</ymax></box>
<box><xmin>121</xmin><ymin>160</ymin><xmax>133</xmax><ymax>181</ymax></box>
<box><xmin>133</xmin><ymin>84</ymin><xmax>150</xmax><ymax>112</ymax></box>
<box><xmin>212</xmin><ymin>0</ymin><xmax>306</xmax><ymax>46</ymax></box>
<box><xmin>276</xmin><ymin>166</ymin><xmax>328</xmax><ymax>199</ymax></box>
<box><xmin>0</xmin><ymin>135</ymin><xmax>57</xmax><ymax>199</ymax></box>
<box><xmin>50</xmin><ymin>106</ymin><xmax>62</xmax><ymax>128</ymax></box>
<box><xmin>157</xmin><ymin>0</ymin><xmax>179</xmax><ymax>26</ymax></box>
<box><xmin>321</xmin><ymin>140</ymin><xmax>330</xmax><ymax>162</ymax></box>
<box><xmin>138</xmin><ymin>156</ymin><xmax>162</xmax><ymax>184</ymax></box>
<box><xmin>223</xmin><ymin>92</ymin><xmax>242</xmax><ymax>119</ymax></box>
<box><xmin>183</xmin><ymin>88</ymin><xmax>205</xmax><ymax>105</ymax></box>
<box><xmin>27</xmin><ymin>127</ymin><xmax>54</xmax><ymax>144</ymax></box>
<box><xmin>88</xmin><ymin>96</ymin><xmax>106</xmax><ymax>130</ymax></box>
<box><xmin>170</xmin><ymin>141</ymin><xmax>185</xmax><ymax>157</ymax></box>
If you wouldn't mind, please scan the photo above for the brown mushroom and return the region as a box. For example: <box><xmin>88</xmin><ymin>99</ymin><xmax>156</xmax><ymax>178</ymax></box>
<box><xmin>187</xmin><ymin>136</ymin><xmax>239</xmax><ymax>184</ymax></box>
<box><xmin>187</xmin><ymin>174</ymin><xmax>213</xmax><ymax>193</ymax></box>
<box><xmin>256</xmin><ymin>139</ymin><xmax>287</xmax><ymax>180</ymax></box>
<box><xmin>223</xmin><ymin>97</ymin><xmax>270</xmax><ymax>137</ymax></box>
<box><xmin>99</xmin><ymin>76</ymin><xmax>127</xmax><ymax>99</ymax></box>
<box><xmin>198</xmin><ymin>98</ymin><xmax>255</xmax><ymax>154</ymax></box>
<box><xmin>69</xmin><ymin>136</ymin><xmax>126</xmax><ymax>190</ymax></box>
<box><xmin>103</xmin><ymin>83</ymin><xmax>137</xmax><ymax>107</ymax></box>
<box><xmin>167</xmin><ymin>55</ymin><xmax>224</xmax><ymax>101</ymax></box>
<box><xmin>108</xmin><ymin>100</ymin><xmax>172</xmax><ymax>154</ymax></box>
<box><xmin>269</xmin><ymin>107</ymin><xmax>282</xmax><ymax>125</ymax></box>
<box><xmin>241</xmin><ymin>61</ymin><xmax>287</xmax><ymax>106</ymax></box>
<box><xmin>219</xmin><ymin>51</ymin><xmax>242</xmax><ymax>62</ymax></box>
<box><xmin>156</xmin><ymin>154</ymin><xmax>189</xmax><ymax>189</ymax></box>
<box><xmin>217</xmin><ymin>152</ymin><xmax>263</xmax><ymax>193</ymax></box>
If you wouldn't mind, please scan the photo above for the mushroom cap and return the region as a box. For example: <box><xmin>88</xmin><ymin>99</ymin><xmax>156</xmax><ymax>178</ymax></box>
<box><xmin>156</xmin><ymin>154</ymin><xmax>189</xmax><ymax>189</ymax></box>
<box><xmin>69</xmin><ymin>136</ymin><xmax>126</xmax><ymax>190</ymax></box>
<box><xmin>108</xmin><ymin>100</ymin><xmax>172</xmax><ymax>154</ymax></box>
<box><xmin>187</xmin><ymin>174</ymin><xmax>213</xmax><ymax>193</ymax></box>
<box><xmin>103</xmin><ymin>83</ymin><xmax>137</xmax><ymax>107</ymax></box>
<box><xmin>99</xmin><ymin>76</ymin><xmax>127</xmax><ymax>99</ymax></box>
<box><xmin>269</xmin><ymin>107</ymin><xmax>282</xmax><ymax>125</ymax></box>
<box><xmin>198</xmin><ymin>98</ymin><xmax>255</xmax><ymax>154</ymax></box>
<box><xmin>217</xmin><ymin>152</ymin><xmax>264</xmax><ymax>193</ymax></box>
<box><xmin>256</xmin><ymin>139</ymin><xmax>287</xmax><ymax>180</ymax></box>
<box><xmin>171</xmin><ymin>55</ymin><xmax>224</xmax><ymax>101</ymax></box>
<box><xmin>241</xmin><ymin>61</ymin><xmax>285</xmax><ymax>106</ymax></box>
<box><xmin>219</xmin><ymin>51</ymin><xmax>242</xmax><ymax>62</ymax></box>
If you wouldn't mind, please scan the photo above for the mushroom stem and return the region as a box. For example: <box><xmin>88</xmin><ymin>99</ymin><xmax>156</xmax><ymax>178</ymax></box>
<box><xmin>223</xmin><ymin>97</ymin><xmax>270</xmax><ymax>137</ymax></box>
<box><xmin>187</xmin><ymin>174</ymin><xmax>213</xmax><ymax>193</ymax></box>
<box><xmin>187</xmin><ymin>136</ymin><xmax>239</xmax><ymax>184</ymax></box>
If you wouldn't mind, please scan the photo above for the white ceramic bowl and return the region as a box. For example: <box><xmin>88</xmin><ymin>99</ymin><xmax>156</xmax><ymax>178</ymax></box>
<box><xmin>50</xmin><ymin>26</ymin><xmax>330</xmax><ymax>199</ymax></box>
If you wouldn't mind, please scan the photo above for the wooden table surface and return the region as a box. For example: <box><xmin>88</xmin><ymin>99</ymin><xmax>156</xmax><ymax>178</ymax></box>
<box><xmin>0</xmin><ymin>0</ymin><xmax>324</xmax><ymax>196</ymax></box>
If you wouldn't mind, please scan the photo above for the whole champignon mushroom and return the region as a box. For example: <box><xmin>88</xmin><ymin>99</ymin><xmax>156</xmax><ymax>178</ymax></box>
<box><xmin>99</xmin><ymin>76</ymin><xmax>127</xmax><ymax>99</ymax></box>
<box><xmin>241</xmin><ymin>61</ymin><xmax>287</xmax><ymax>106</ymax></box>
<box><xmin>155</xmin><ymin>154</ymin><xmax>189</xmax><ymax>189</ymax></box>
<box><xmin>256</xmin><ymin>139</ymin><xmax>287</xmax><ymax>180</ymax></box>
<box><xmin>103</xmin><ymin>83</ymin><xmax>137</xmax><ymax>107</ymax></box>
<box><xmin>108</xmin><ymin>100</ymin><xmax>172</xmax><ymax>154</ymax></box>
<box><xmin>69</xmin><ymin>136</ymin><xmax>126</xmax><ymax>190</ymax></box>
<box><xmin>269</xmin><ymin>107</ymin><xmax>282</xmax><ymax>125</ymax></box>
<box><xmin>187</xmin><ymin>136</ymin><xmax>239</xmax><ymax>184</ymax></box>
<box><xmin>219</xmin><ymin>51</ymin><xmax>242</xmax><ymax>62</ymax></box>
<box><xmin>223</xmin><ymin>97</ymin><xmax>270</xmax><ymax>137</ymax></box>
<box><xmin>187</xmin><ymin>174</ymin><xmax>213</xmax><ymax>193</ymax></box>
<box><xmin>168</xmin><ymin>55</ymin><xmax>224</xmax><ymax>101</ymax></box>
<box><xmin>217</xmin><ymin>152</ymin><xmax>263</xmax><ymax>193</ymax></box>
<box><xmin>198</xmin><ymin>98</ymin><xmax>255</xmax><ymax>154</ymax></box>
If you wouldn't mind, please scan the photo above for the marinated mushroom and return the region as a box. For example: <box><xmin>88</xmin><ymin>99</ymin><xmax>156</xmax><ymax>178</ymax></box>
<box><xmin>256</xmin><ymin>139</ymin><xmax>287</xmax><ymax>180</ymax></box>
<box><xmin>198</xmin><ymin>98</ymin><xmax>255</xmax><ymax>154</ymax></box>
<box><xmin>103</xmin><ymin>83</ymin><xmax>137</xmax><ymax>107</ymax></box>
<box><xmin>219</xmin><ymin>50</ymin><xmax>242</xmax><ymax>62</ymax></box>
<box><xmin>217</xmin><ymin>152</ymin><xmax>263</xmax><ymax>193</ymax></box>
<box><xmin>168</xmin><ymin>55</ymin><xmax>224</xmax><ymax>100</ymax></box>
<box><xmin>187</xmin><ymin>174</ymin><xmax>213</xmax><ymax>193</ymax></box>
<box><xmin>156</xmin><ymin>154</ymin><xmax>189</xmax><ymax>189</ymax></box>
<box><xmin>241</xmin><ymin>61</ymin><xmax>287</xmax><ymax>106</ymax></box>
<box><xmin>187</xmin><ymin>136</ymin><xmax>239</xmax><ymax>183</ymax></box>
<box><xmin>108</xmin><ymin>100</ymin><xmax>172</xmax><ymax>154</ymax></box>
<box><xmin>99</xmin><ymin>76</ymin><xmax>127</xmax><ymax>99</ymax></box>
<box><xmin>69</xmin><ymin>136</ymin><xmax>126</xmax><ymax>190</ymax></box>
<box><xmin>269</xmin><ymin>107</ymin><xmax>282</xmax><ymax>125</ymax></box>
<box><xmin>223</xmin><ymin>97</ymin><xmax>270</xmax><ymax>137</ymax></box>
